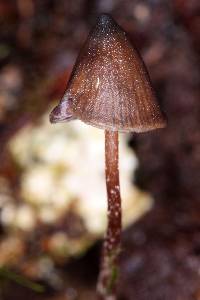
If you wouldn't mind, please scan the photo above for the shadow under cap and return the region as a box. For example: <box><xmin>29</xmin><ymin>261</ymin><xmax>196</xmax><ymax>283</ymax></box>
<box><xmin>50</xmin><ymin>13</ymin><xmax>167</xmax><ymax>132</ymax></box>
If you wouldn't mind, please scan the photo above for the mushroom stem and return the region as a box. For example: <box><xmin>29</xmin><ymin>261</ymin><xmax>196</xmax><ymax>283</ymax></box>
<box><xmin>97</xmin><ymin>130</ymin><xmax>122</xmax><ymax>299</ymax></box>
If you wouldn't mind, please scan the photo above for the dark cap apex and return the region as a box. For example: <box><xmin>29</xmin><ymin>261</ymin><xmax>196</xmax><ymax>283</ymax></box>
<box><xmin>97</xmin><ymin>13</ymin><xmax>114</xmax><ymax>25</ymax></box>
<box><xmin>50</xmin><ymin>14</ymin><xmax>167</xmax><ymax>132</ymax></box>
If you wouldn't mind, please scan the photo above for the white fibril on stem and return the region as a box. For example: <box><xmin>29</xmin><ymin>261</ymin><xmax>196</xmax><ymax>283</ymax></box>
<box><xmin>97</xmin><ymin>130</ymin><xmax>121</xmax><ymax>299</ymax></box>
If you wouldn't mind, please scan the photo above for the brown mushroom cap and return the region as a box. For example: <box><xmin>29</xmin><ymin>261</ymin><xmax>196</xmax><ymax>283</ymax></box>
<box><xmin>50</xmin><ymin>14</ymin><xmax>167</xmax><ymax>132</ymax></box>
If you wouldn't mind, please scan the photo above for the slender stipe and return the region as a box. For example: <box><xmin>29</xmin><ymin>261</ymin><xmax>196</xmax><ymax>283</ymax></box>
<box><xmin>97</xmin><ymin>130</ymin><xmax>122</xmax><ymax>299</ymax></box>
<box><xmin>49</xmin><ymin>13</ymin><xmax>167</xmax><ymax>300</ymax></box>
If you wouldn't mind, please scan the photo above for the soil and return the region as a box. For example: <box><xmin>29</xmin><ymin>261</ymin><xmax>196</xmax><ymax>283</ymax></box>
<box><xmin>0</xmin><ymin>0</ymin><xmax>200</xmax><ymax>299</ymax></box>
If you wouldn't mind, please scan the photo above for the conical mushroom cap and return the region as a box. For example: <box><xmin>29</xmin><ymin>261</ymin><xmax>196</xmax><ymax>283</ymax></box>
<box><xmin>50</xmin><ymin>14</ymin><xmax>167</xmax><ymax>132</ymax></box>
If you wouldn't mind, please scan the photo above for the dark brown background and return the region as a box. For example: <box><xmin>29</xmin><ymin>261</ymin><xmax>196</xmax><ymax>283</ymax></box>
<box><xmin>0</xmin><ymin>0</ymin><xmax>200</xmax><ymax>299</ymax></box>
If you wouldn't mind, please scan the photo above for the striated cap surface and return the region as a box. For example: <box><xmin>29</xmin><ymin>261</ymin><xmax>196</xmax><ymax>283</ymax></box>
<box><xmin>50</xmin><ymin>14</ymin><xmax>167</xmax><ymax>132</ymax></box>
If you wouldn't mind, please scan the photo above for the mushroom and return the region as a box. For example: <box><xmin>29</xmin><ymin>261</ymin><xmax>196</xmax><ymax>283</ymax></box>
<box><xmin>50</xmin><ymin>13</ymin><xmax>166</xmax><ymax>300</ymax></box>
